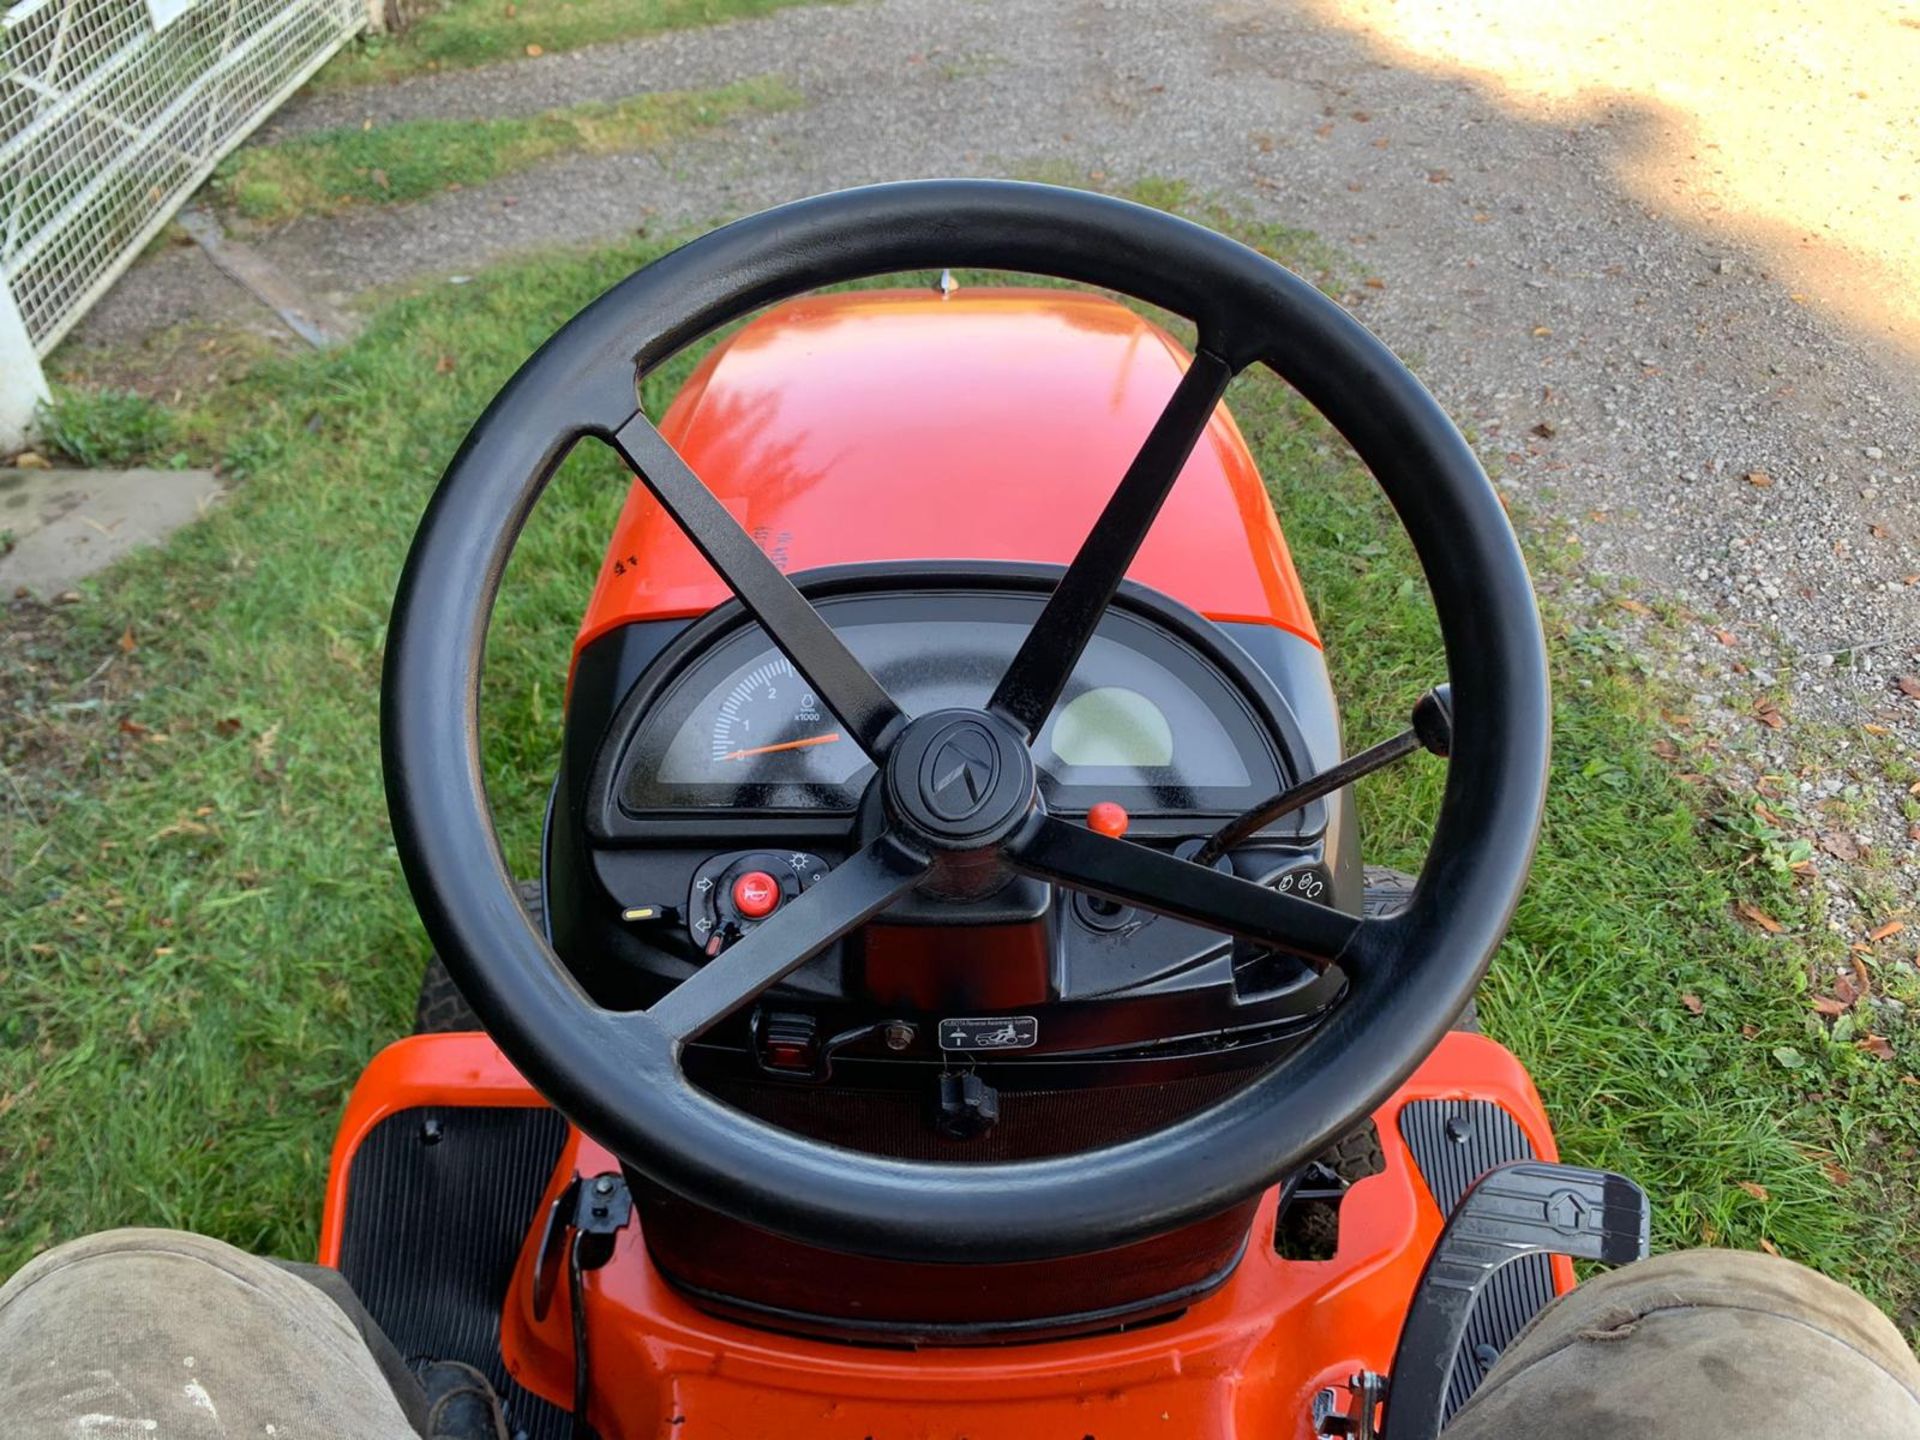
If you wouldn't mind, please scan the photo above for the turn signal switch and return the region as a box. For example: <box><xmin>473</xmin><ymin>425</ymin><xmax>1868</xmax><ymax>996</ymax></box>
<box><xmin>686</xmin><ymin>849</ymin><xmax>826</xmax><ymax>957</ymax></box>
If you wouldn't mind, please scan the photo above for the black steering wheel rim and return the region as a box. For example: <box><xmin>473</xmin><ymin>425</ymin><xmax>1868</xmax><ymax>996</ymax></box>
<box><xmin>381</xmin><ymin>179</ymin><xmax>1550</xmax><ymax>1264</ymax></box>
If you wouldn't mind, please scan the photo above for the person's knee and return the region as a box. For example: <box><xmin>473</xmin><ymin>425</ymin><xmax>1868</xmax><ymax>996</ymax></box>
<box><xmin>1</xmin><ymin>1226</ymin><xmax>363</xmax><ymax>1348</ymax></box>
<box><xmin>1445</xmin><ymin>1248</ymin><xmax>1920</xmax><ymax>1439</ymax></box>
<box><xmin>6</xmin><ymin>1226</ymin><xmax>298</xmax><ymax>1292</ymax></box>
<box><xmin>1</xmin><ymin>1228</ymin><xmax>417</xmax><ymax>1438</ymax></box>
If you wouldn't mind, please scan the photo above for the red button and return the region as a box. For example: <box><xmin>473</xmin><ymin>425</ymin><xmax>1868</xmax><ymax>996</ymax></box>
<box><xmin>731</xmin><ymin>870</ymin><xmax>781</xmax><ymax>918</ymax></box>
<box><xmin>1087</xmin><ymin>801</ymin><xmax>1130</xmax><ymax>838</ymax></box>
<box><xmin>765</xmin><ymin>1041</ymin><xmax>811</xmax><ymax>1072</ymax></box>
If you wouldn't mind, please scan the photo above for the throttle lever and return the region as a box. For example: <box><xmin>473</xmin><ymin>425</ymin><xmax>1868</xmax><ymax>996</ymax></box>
<box><xmin>1194</xmin><ymin>684</ymin><xmax>1452</xmax><ymax>865</ymax></box>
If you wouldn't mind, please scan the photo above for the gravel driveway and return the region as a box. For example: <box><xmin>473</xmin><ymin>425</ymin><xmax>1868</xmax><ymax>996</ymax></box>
<box><xmin>69</xmin><ymin>0</ymin><xmax>1920</xmax><ymax>887</ymax></box>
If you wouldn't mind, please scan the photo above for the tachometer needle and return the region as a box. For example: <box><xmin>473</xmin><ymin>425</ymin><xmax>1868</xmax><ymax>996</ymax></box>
<box><xmin>721</xmin><ymin>733</ymin><xmax>844</xmax><ymax>761</ymax></box>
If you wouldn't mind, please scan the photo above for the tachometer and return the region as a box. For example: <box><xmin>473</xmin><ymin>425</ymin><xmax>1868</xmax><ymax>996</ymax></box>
<box><xmin>709</xmin><ymin>656</ymin><xmax>844</xmax><ymax>765</ymax></box>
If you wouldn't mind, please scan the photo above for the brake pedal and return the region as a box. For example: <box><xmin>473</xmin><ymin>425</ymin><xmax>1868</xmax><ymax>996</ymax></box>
<box><xmin>1381</xmin><ymin>1160</ymin><xmax>1649</xmax><ymax>1439</ymax></box>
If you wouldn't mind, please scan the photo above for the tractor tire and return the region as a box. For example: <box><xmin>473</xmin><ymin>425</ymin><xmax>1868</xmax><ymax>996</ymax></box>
<box><xmin>1361</xmin><ymin>863</ymin><xmax>1417</xmax><ymax>920</ymax></box>
<box><xmin>1320</xmin><ymin>1120</ymin><xmax>1388</xmax><ymax>1184</ymax></box>
<box><xmin>1363</xmin><ymin>864</ymin><xmax>1480</xmax><ymax>1034</ymax></box>
<box><xmin>1278</xmin><ymin>1121</ymin><xmax>1387</xmax><ymax>1259</ymax></box>
<box><xmin>412</xmin><ymin>880</ymin><xmax>544</xmax><ymax>1034</ymax></box>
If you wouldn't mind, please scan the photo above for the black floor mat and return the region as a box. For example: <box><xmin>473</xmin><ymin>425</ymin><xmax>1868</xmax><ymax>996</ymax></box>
<box><xmin>337</xmin><ymin>1105</ymin><xmax>573</xmax><ymax>1440</ymax></box>
<box><xmin>1398</xmin><ymin>1099</ymin><xmax>1558</xmax><ymax>1425</ymax></box>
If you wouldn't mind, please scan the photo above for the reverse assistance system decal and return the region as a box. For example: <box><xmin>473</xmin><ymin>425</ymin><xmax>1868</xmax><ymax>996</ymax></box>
<box><xmin>938</xmin><ymin>1016</ymin><xmax>1039</xmax><ymax>1052</ymax></box>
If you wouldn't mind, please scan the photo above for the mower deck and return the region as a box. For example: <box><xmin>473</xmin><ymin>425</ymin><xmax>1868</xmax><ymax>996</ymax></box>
<box><xmin>321</xmin><ymin>1031</ymin><xmax>1570</xmax><ymax>1440</ymax></box>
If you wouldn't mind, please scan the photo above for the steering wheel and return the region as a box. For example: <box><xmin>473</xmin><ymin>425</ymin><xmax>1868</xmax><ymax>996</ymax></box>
<box><xmin>382</xmin><ymin>180</ymin><xmax>1550</xmax><ymax>1264</ymax></box>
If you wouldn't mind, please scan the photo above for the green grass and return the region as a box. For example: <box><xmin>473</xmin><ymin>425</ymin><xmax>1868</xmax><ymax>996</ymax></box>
<box><xmin>318</xmin><ymin>0</ymin><xmax>838</xmax><ymax>88</ymax></box>
<box><xmin>216</xmin><ymin>77</ymin><xmax>800</xmax><ymax>224</ymax></box>
<box><xmin>37</xmin><ymin>386</ymin><xmax>186</xmax><ymax>469</ymax></box>
<box><xmin>2</xmin><ymin>193</ymin><xmax>1915</xmax><ymax>1329</ymax></box>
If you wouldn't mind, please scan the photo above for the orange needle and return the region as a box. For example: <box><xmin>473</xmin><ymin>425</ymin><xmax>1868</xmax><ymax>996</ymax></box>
<box><xmin>721</xmin><ymin>732</ymin><xmax>843</xmax><ymax>761</ymax></box>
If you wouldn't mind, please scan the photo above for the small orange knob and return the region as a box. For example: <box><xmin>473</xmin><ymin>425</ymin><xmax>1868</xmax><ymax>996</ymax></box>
<box><xmin>1087</xmin><ymin>801</ymin><xmax>1130</xmax><ymax>838</ymax></box>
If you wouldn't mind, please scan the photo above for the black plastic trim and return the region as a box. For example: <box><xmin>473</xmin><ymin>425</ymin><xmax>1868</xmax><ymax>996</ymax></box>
<box><xmin>657</xmin><ymin>1235</ymin><xmax>1248</xmax><ymax>1348</ymax></box>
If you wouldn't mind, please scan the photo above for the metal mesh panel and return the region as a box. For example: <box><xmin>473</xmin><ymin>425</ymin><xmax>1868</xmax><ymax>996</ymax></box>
<box><xmin>0</xmin><ymin>0</ymin><xmax>363</xmax><ymax>354</ymax></box>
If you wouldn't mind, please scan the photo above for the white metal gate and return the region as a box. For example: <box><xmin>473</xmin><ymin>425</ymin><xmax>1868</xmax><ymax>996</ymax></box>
<box><xmin>0</xmin><ymin>0</ymin><xmax>363</xmax><ymax>443</ymax></box>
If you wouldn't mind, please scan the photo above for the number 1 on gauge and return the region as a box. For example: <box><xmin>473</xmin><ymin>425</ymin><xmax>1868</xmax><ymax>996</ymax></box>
<box><xmin>711</xmin><ymin>655</ymin><xmax>842</xmax><ymax>763</ymax></box>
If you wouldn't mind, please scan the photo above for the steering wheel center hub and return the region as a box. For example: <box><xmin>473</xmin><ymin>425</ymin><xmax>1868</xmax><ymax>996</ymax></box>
<box><xmin>884</xmin><ymin>708</ymin><xmax>1037</xmax><ymax>850</ymax></box>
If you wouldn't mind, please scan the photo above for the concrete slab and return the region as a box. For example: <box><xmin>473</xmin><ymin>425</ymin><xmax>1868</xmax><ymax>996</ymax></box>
<box><xmin>0</xmin><ymin>465</ymin><xmax>222</xmax><ymax>597</ymax></box>
<box><xmin>177</xmin><ymin>206</ymin><xmax>360</xmax><ymax>350</ymax></box>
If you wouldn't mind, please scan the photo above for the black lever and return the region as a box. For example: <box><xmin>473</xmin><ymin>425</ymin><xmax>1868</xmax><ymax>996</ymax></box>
<box><xmin>1380</xmin><ymin>1160</ymin><xmax>1649</xmax><ymax>1439</ymax></box>
<box><xmin>1194</xmin><ymin>684</ymin><xmax>1452</xmax><ymax>866</ymax></box>
<box><xmin>529</xmin><ymin>1172</ymin><xmax>634</xmax><ymax>1440</ymax></box>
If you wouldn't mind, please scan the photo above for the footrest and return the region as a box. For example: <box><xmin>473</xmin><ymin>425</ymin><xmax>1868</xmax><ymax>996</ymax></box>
<box><xmin>1397</xmin><ymin>1098</ymin><xmax>1556</xmax><ymax>1417</ymax></box>
<box><xmin>1382</xmin><ymin>1160</ymin><xmax>1649</xmax><ymax>1439</ymax></box>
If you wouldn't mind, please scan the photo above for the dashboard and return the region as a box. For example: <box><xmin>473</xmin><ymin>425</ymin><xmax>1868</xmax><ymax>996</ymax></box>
<box><xmin>552</xmin><ymin>572</ymin><xmax>1356</xmax><ymax>1078</ymax></box>
<box><xmin>605</xmin><ymin>590</ymin><xmax>1288</xmax><ymax>821</ymax></box>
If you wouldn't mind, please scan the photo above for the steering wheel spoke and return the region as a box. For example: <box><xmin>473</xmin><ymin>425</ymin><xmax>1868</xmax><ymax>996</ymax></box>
<box><xmin>1007</xmin><ymin>814</ymin><xmax>1365</xmax><ymax>971</ymax></box>
<box><xmin>645</xmin><ymin>833</ymin><xmax>930</xmax><ymax>1046</ymax></box>
<box><xmin>607</xmin><ymin>413</ymin><xmax>907</xmax><ymax>758</ymax></box>
<box><xmin>988</xmin><ymin>347</ymin><xmax>1239</xmax><ymax>738</ymax></box>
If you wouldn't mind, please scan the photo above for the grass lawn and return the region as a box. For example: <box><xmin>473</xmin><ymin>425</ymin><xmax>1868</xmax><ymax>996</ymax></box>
<box><xmin>2</xmin><ymin>191</ymin><xmax>1915</xmax><ymax>1327</ymax></box>
<box><xmin>317</xmin><ymin>0</ymin><xmax>838</xmax><ymax>88</ymax></box>
<box><xmin>216</xmin><ymin>77</ymin><xmax>799</xmax><ymax>224</ymax></box>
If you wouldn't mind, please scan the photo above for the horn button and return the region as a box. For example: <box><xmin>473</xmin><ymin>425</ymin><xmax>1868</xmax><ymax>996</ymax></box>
<box><xmin>883</xmin><ymin>708</ymin><xmax>1038</xmax><ymax>851</ymax></box>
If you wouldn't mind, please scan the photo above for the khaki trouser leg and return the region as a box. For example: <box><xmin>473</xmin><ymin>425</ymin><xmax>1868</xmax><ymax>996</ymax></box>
<box><xmin>0</xmin><ymin>1228</ymin><xmax>421</xmax><ymax>1440</ymax></box>
<box><xmin>1445</xmin><ymin>1248</ymin><xmax>1920</xmax><ymax>1439</ymax></box>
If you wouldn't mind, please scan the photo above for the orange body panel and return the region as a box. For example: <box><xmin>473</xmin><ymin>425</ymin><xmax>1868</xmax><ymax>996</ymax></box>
<box><xmin>321</xmin><ymin>1032</ymin><xmax>1571</xmax><ymax>1440</ymax></box>
<box><xmin>573</xmin><ymin>290</ymin><xmax>1321</xmax><ymax>662</ymax></box>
